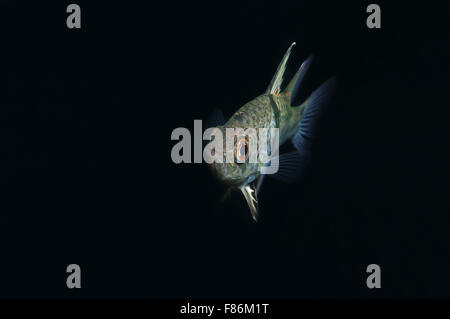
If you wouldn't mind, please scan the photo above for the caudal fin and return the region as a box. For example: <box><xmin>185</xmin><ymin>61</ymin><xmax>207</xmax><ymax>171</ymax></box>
<box><xmin>292</xmin><ymin>77</ymin><xmax>336</xmax><ymax>152</ymax></box>
<box><xmin>258</xmin><ymin>77</ymin><xmax>336</xmax><ymax>191</ymax></box>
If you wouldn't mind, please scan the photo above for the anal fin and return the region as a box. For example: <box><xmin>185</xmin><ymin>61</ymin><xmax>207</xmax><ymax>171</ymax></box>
<box><xmin>241</xmin><ymin>184</ymin><xmax>258</xmax><ymax>222</ymax></box>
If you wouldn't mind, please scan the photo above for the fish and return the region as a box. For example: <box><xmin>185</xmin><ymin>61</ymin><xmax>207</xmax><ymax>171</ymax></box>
<box><xmin>205</xmin><ymin>42</ymin><xmax>335</xmax><ymax>221</ymax></box>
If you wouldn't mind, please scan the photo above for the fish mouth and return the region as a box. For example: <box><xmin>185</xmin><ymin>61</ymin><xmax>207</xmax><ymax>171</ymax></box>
<box><xmin>240</xmin><ymin>183</ymin><xmax>258</xmax><ymax>222</ymax></box>
<box><xmin>207</xmin><ymin>163</ymin><xmax>259</xmax><ymax>221</ymax></box>
<box><xmin>207</xmin><ymin>163</ymin><xmax>227</xmax><ymax>183</ymax></box>
<box><xmin>208</xmin><ymin>163</ymin><xmax>243</xmax><ymax>187</ymax></box>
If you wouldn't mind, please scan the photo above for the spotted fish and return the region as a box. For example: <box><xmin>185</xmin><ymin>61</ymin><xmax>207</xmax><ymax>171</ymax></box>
<box><xmin>206</xmin><ymin>42</ymin><xmax>335</xmax><ymax>221</ymax></box>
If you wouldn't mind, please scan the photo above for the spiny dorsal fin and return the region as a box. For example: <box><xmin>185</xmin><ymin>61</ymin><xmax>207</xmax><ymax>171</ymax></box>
<box><xmin>266</xmin><ymin>42</ymin><xmax>296</xmax><ymax>96</ymax></box>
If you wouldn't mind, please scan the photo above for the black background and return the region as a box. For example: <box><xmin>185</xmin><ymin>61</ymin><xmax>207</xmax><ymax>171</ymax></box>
<box><xmin>0</xmin><ymin>0</ymin><xmax>449</xmax><ymax>298</ymax></box>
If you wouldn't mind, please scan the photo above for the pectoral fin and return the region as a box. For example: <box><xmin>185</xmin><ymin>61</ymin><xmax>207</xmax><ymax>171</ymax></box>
<box><xmin>256</xmin><ymin>174</ymin><xmax>265</xmax><ymax>195</ymax></box>
<box><xmin>241</xmin><ymin>184</ymin><xmax>259</xmax><ymax>222</ymax></box>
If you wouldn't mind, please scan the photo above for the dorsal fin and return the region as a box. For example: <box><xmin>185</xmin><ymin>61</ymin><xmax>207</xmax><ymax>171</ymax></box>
<box><xmin>266</xmin><ymin>42</ymin><xmax>296</xmax><ymax>96</ymax></box>
<box><xmin>284</xmin><ymin>55</ymin><xmax>313</xmax><ymax>105</ymax></box>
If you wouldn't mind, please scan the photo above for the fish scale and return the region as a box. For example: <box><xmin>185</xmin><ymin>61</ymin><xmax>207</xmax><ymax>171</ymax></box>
<box><xmin>206</xmin><ymin>42</ymin><xmax>335</xmax><ymax>221</ymax></box>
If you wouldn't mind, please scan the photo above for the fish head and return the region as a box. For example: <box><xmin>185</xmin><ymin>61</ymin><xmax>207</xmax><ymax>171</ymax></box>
<box><xmin>206</xmin><ymin>126</ymin><xmax>261</xmax><ymax>185</ymax></box>
<box><xmin>209</xmin><ymin>156</ymin><xmax>260</xmax><ymax>188</ymax></box>
<box><xmin>205</xmin><ymin>125</ymin><xmax>262</xmax><ymax>221</ymax></box>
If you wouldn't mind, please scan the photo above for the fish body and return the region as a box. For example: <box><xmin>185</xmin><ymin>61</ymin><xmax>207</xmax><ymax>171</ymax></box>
<box><xmin>207</xmin><ymin>42</ymin><xmax>335</xmax><ymax>221</ymax></box>
<box><xmin>225</xmin><ymin>91</ymin><xmax>303</xmax><ymax>146</ymax></box>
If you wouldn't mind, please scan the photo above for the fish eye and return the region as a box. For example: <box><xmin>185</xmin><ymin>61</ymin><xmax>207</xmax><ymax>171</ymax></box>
<box><xmin>235</xmin><ymin>137</ymin><xmax>249</xmax><ymax>163</ymax></box>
